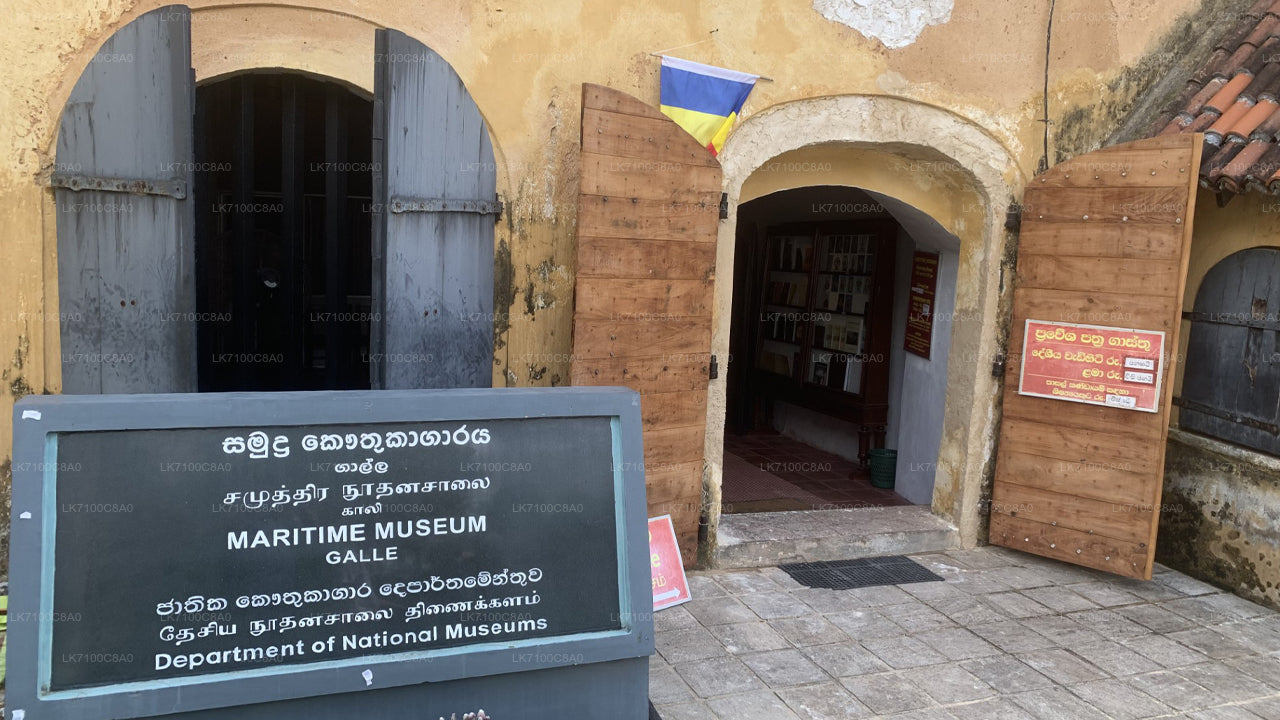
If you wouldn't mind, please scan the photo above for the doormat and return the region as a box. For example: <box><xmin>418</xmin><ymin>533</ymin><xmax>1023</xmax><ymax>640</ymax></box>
<box><xmin>779</xmin><ymin>555</ymin><xmax>943</xmax><ymax>590</ymax></box>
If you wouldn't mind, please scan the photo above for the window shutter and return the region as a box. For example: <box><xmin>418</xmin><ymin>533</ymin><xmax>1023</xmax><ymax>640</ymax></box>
<box><xmin>54</xmin><ymin>4</ymin><xmax>195</xmax><ymax>393</ymax></box>
<box><xmin>372</xmin><ymin>30</ymin><xmax>497</xmax><ymax>389</ymax></box>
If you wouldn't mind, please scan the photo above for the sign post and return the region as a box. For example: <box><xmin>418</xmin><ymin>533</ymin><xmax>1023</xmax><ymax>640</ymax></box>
<box><xmin>8</xmin><ymin>388</ymin><xmax>652</xmax><ymax>720</ymax></box>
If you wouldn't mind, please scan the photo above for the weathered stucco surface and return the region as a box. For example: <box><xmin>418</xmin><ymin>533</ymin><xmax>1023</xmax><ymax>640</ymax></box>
<box><xmin>0</xmin><ymin>0</ymin><xmax>1210</xmax><ymax>575</ymax></box>
<box><xmin>1160</xmin><ymin>430</ymin><xmax>1280</xmax><ymax>611</ymax></box>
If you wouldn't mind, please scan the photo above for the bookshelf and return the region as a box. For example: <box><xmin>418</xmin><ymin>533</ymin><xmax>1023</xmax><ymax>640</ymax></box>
<box><xmin>749</xmin><ymin>221</ymin><xmax>897</xmax><ymax>461</ymax></box>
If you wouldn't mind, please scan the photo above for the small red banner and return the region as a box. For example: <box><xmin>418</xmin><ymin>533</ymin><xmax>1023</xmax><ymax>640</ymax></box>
<box><xmin>1018</xmin><ymin>320</ymin><xmax>1166</xmax><ymax>413</ymax></box>
<box><xmin>648</xmin><ymin>515</ymin><xmax>691</xmax><ymax>611</ymax></box>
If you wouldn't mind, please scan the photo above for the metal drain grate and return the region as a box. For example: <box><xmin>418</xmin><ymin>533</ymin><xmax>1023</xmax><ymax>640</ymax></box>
<box><xmin>779</xmin><ymin>555</ymin><xmax>943</xmax><ymax>590</ymax></box>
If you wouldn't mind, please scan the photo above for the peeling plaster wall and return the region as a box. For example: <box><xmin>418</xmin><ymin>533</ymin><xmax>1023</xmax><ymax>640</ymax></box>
<box><xmin>812</xmin><ymin>0</ymin><xmax>954</xmax><ymax>50</ymax></box>
<box><xmin>0</xmin><ymin>0</ymin><xmax>1208</xmax><ymax>576</ymax></box>
<box><xmin>1160</xmin><ymin>430</ymin><xmax>1280</xmax><ymax>611</ymax></box>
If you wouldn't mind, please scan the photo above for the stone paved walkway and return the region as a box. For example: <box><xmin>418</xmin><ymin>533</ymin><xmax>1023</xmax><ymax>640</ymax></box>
<box><xmin>651</xmin><ymin>546</ymin><xmax>1280</xmax><ymax>719</ymax></box>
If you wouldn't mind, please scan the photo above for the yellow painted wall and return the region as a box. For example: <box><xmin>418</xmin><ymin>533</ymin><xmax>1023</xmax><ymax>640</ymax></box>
<box><xmin>0</xmin><ymin>0</ymin><xmax>1208</xmax><ymax>569</ymax></box>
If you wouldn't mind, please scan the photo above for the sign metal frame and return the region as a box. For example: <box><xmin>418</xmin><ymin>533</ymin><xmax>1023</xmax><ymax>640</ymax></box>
<box><xmin>8</xmin><ymin>388</ymin><xmax>653</xmax><ymax>720</ymax></box>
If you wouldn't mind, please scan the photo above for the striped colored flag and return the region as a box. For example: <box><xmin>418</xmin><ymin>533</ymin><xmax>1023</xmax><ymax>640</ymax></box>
<box><xmin>659</xmin><ymin>56</ymin><xmax>758</xmax><ymax>156</ymax></box>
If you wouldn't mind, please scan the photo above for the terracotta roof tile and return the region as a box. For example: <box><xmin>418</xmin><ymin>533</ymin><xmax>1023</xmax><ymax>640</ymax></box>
<box><xmin>1244</xmin><ymin>15</ymin><xmax>1280</xmax><ymax>46</ymax></box>
<box><xmin>1232</xmin><ymin>98</ymin><xmax>1280</xmax><ymax>137</ymax></box>
<box><xmin>1188</xmin><ymin>110</ymin><xmax>1223</xmax><ymax>133</ymax></box>
<box><xmin>1147</xmin><ymin>4</ymin><xmax>1280</xmax><ymax>194</ymax></box>
<box><xmin>1246</xmin><ymin>145</ymin><xmax>1280</xmax><ymax>189</ymax></box>
<box><xmin>1188</xmin><ymin>76</ymin><xmax>1231</xmax><ymax>115</ymax></box>
<box><xmin>1159</xmin><ymin>113</ymin><xmax>1195</xmax><ymax>136</ymax></box>
<box><xmin>1256</xmin><ymin>104</ymin><xmax>1280</xmax><ymax>135</ymax></box>
<box><xmin>1243</xmin><ymin>37</ymin><xmax>1280</xmax><ymax>76</ymax></box>
<box><xmin>1206</xmin><ymin>73</ymin><xmax>1255</xmax><ymax>112</ymax></box>
<box><xmin>1220</xmin><ymin>139</ymin><xmax>1274</xmax><ymax>192</ymax></box>
<box><xmin>1243</xmin><ymin>62</ymin><xmax>1280</xmax><ymax>99</ymax></box>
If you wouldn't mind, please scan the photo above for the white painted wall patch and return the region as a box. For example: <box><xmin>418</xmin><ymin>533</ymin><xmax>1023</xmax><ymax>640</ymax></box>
<box><xmin>21</xmin><ymin>409</ymin><xmax>41</xmax><ymax>420</ymax></box>
<box><xmin>812</xmin><ymin>0</ymin><xmax>954</xmax><ymax>49</ymax></box>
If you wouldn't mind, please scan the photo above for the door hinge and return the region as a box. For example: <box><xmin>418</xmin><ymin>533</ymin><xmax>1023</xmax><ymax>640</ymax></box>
<box><xmin>709</xmin><ymin>354</ymin><xmax>719</xmax><ymax>380</ymax></box>
<box><xmin>991</xmin><ymin>353</ymin><xmax>1006</xmax><ymax>378</ymax></box>
<box><xmin>50</xmin><ymin>172</ymin><xmax>187</xmax><ymax>200</ymax></box>
<box><xmin>1005</xmin><ymin>202</ymin><xmax>1022</xmax><ymax>232</ymax></box>
<box><xmin>720</xmin><ymin>193</ymin><xmax>729</xmax><ymax>220</ymax></box>
<box><xmin>389</xmin><ymin>196</ymin><xmax>504</xmax><ymax>218</ymax></box>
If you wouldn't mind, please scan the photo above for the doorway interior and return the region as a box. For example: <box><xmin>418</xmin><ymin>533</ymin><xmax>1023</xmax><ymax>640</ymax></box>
<box><xmin>723</xmin><ymin>186</ymin><xmax>960</xmax><ymax>514</ymax></box>
<box><xmin>194</xmin><ymin>72</ymin><xmax>374</xmax><ymax>392</ymax></box>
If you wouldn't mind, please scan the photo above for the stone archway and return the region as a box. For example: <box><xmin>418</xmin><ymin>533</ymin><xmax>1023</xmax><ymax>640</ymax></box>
<box><xmin>706</xmin><ymin>95</ymin><xmax>1024</xmax><ymax>551</ymax></box>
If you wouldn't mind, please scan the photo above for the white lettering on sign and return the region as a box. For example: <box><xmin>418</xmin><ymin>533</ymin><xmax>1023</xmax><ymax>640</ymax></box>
<box><xmin>1105</xmin><ymin>394</ymin><xmax>1138</xmax><ymax>409</ymax></box>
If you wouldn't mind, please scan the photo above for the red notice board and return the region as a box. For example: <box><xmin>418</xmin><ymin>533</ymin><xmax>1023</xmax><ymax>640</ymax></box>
<box><xmin>1018</xmin><ymin>320</ymin><xmax>1166</xmax><ymax>413</ymax></box>
<box><xmin>648</xmin><ymin>515</ymin><xmax>691</xmax><ymax>611</ymax></box>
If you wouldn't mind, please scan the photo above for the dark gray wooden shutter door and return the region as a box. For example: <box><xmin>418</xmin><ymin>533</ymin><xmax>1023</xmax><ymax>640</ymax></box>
<box><xmin>54</xmin><ymin>5</ymin><xmax>195</xmax><ymax>394</ymax></box>
<box><xmin>1181</xmin><ymin>248</ymin><xmax>1280</xmax><ymax>454</ymax></box>
<box><xmin>372</xmin><ymin>29</ymin><xmax>497</xmax><ymax>389</ymax></box>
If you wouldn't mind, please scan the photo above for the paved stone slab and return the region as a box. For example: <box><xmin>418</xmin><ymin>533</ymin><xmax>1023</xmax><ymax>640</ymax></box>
<box><xmin>708</xmin><ymin>620</ymin><xmax>790</xmax><ymax>654</ymax></box>
<box><xmin>768</xmin><ymin>615</ymin><xmax>850</xmax><ymax>647</ymax></box>
<box><xmin>946</xmin><ymin>697</ymin><xmax>1037</xmax><ymax>719</ymax></box>
<box><xmin>706</xmin><ymin>689</ymin><xmax>802</xmax><ymax>720</ymax></box>
<box><xmin>739</xmin><ymin>648</ymin><xmax>828</xmax><ymax>687</ymax></box>
<box><xmin>861</xmin><ymin>635</ymin><xmax>949</xmax><ymax>669</ymax></box>
<box><xmin>840</xmin><ymin>671</ymin><xmax>937</xmax><ymax>715</ymax></box>
<box><xmin>914</xmin><ymin>627</ymin><xmax>1003</xmax><ymax>661</ymax></box>
<box><xmin>1125</xmin><ymin>670</ymin><xmax>1220</xmax><ymax>712</ymax></box>
<box><xmin>1009</xmin><ymin>687</ymin><xmax>1114</xmax><ymax>720</ymax></box>
<box><xmin>653</xmin><ymin>700</ymin><xmax>712</xmax><ymax>720</ymax></box>
<box><xmin>1065</xmin><ymin>678</ymin><xmax>1171</xmax><ymax>720</ymax></box>
<box><xmin>738</xmin><ymin>590</ymin><xmax>813</xmax><ymax>620</ymax></box>
<box><xmin>656</xmin><ymin>625</ymin><xmax>728</xmax><ymax>664</ymax></box>
<box><xmin>961</xmin><ymin>655</ymin><xmax>1055</xmax><ymax>694</ymax></box>
<box><xmin>1016</xmin><ymin>648</ymin><xmax>1109</xmax><ymax>685</ymax></box>
<box><xmin>802</xmin><ymin>640</ymin><xmax>891</xmax><ymax>678</ymax></box>
<box><xmin>673</xmin><ymin>655</ymin><xmax>766</xmax><ymax>698</ymax></box>
<box><xmin>654</xmin><ymin>546</ymin><xmax>1280</xmax><ymax>720</ymax></box>
<box><xmin>900</xmin><ymin>663</ymin><xmax>994</xmax><ymax>704</ymax></box>
<box><xmin>1120</xmin><ymin>633</ymin><xmax>1211</xmax><ymax>668</ymax></box>
<box><xmin>774</xmin><ymin>681</ymin><xmax>873</xmax><ymax>719</ymax></box>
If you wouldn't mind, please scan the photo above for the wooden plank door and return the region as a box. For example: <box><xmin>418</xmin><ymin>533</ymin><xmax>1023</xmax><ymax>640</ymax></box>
<box><xmin>570</xmin><ymin>84</ymin><xmax>722</xmax><ymax>561</ymax></box>
<box><xmin>54</xmin><ymin>5</ymin><xmax>195</xmax><ymax>393</ymax></box>
<box><xmin>372</xmin><ymin>29</ymin><xmax>498</xmax><ymax>389</ymax></box>
<box><xmin>990</xmin><ymin>134</ymin><xmax>1203</xmax><ymax>579</ymax></box>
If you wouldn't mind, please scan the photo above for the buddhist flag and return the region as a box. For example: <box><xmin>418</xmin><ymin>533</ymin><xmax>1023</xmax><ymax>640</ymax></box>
<box><xmin>659</xmin><ymin>56</ymin><xmax>758</xmax><ymax>156</ymax></box>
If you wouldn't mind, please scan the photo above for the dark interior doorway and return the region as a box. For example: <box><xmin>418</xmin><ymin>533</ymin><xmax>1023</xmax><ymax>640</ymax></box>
<box><xmin>194</xmin><ymin>73</ymin><xmax>373</xmax><ymax>392</ymax></box>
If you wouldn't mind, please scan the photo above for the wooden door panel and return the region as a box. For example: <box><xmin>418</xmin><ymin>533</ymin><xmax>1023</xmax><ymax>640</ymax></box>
<box><xmin>571</xmin><ymin>84</ymin><xmax>721</xmax><ymax>563</ymax></box>
<box><xmin>373</xmin><ymin>29</ymin><xmax>496</xmax><ymax>389</ymax></box>
<box><xmin>55</xmin><ymin>5</ymin><xmax>195</xmax><ymax>394</ymax></box>
<box><xmin>992</xmin><ymin>134</ymin><xmax>1202</xmax><ymax>579</ymax></box>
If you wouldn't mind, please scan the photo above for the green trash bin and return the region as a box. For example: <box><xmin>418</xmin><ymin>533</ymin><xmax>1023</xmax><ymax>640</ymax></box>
<box><xmin>868</xmin><ymin>448</ymin><xmax>897</xmax><ymax>489</ymax></box>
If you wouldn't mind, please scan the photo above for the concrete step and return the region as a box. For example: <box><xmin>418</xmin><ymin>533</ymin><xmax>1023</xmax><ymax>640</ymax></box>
<box><xmin>713</xmin><ymin>505</ymin><xmax>961</xmax><ymax>569</ymax></box>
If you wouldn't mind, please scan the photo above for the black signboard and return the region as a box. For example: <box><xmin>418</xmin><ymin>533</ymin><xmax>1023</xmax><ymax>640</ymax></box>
<box><xmin>51</xmin><ymin>417</ymin><xmax>619</xmax><ymax>689</ymax></box>
<box><xmin>9</xmin><ymin>389</ymin><xmax>652</xmax><ymax>720</ymax></box>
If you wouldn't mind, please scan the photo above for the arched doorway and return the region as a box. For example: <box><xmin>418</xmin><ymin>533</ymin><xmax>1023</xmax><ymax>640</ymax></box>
<box><xmin>710</xmin><ymin>97</ymin><xmax>1023</xmax><ymax>555</ymax></box>
<box><xmin>52</xmin><ymin>7</ymin><xmax>499</xmax><ymax>395</ymax></box>
<box><xmin>723</xmin><ymin>186</ymin><xmax>961</xmax><ymax>515</ymax></box>
<box><xmin>194</xmin><ymin>73</ymin><xmax>374</xmax><ymax>391</ymax></box>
